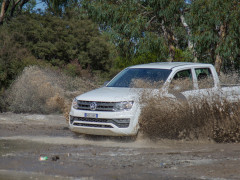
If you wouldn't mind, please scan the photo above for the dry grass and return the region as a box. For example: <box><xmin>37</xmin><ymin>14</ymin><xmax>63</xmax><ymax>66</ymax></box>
<box><xmin>219</xmin><ymin>71</ymin><xmax>240</xmax><ymax>85</ymax></box>
<box><xmin>139</xmin><ymin>79</ymin><xmax>240</xmax><ymax>143</ymax></box>
<box><xmin>6</xmin><ymin>66</ymin><xmax>98</xmax><ymax>120</ymax></box>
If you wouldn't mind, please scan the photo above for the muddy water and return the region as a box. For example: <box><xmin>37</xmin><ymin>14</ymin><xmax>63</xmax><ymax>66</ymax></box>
<box><xmin>1</xmin><ymin>113</ymin><xmax>240</xmax><ymax>180</ymax></box>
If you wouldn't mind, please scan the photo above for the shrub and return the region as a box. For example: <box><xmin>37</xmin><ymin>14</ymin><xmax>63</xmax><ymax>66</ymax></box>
<box><xmin>7</xmin><ymin>13</ymin><xmax>114</xmax><ymax>72</ymax></box>
<box><xmin>0</xmin><ymin>27</ymin><xmax>42</xmax><ymax>90</ymax></box>
<box><xmin>6</xmin><ymin>66</ymin><xmax>99</xmax><ymax>114</ymax></box>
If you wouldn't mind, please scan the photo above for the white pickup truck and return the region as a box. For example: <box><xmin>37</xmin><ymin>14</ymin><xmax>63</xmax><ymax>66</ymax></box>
<box><xmin>69</xmin><ymin>62</ymin><xmax>240</xmax><ymax>136</ymax></box>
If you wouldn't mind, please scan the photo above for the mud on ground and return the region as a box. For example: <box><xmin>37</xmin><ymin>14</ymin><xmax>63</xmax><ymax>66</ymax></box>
<box><xmin>0</xmin><ymin>112</ymin><xmax>240</xmax><ymax>180</ymax></box>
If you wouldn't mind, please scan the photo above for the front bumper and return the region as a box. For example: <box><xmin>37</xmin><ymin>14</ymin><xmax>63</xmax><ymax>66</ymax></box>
<box><xmin>69</xmin><ymin>107</ymin><xmax>140</xmax><ymax>136</ymax></box>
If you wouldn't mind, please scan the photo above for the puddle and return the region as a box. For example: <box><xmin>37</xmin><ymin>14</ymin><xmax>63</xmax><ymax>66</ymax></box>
<box><xmin>0</xmin><ymin>136</ymin><xmax>171</xmax><ymax>149</ymax></box>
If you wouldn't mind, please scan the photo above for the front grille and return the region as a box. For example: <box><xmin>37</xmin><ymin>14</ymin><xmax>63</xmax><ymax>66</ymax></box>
<box><xmin>77</xmin><ymin>101</ymin><xmax>115</xmax><ymax>111</ymax></box>
<box><xmin>73</xmin><ymin>123</ymin><xmax>113</xmax><ymax>128</ymax></box>
<box><xmin>71</xmin><ymin>116</ymin><xmax>130</xmax><ymax>128</ymax></box>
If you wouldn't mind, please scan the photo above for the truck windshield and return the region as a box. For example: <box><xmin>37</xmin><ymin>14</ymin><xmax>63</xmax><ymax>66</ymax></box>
<box><xmin>107</xmin><ymin>68</ymin><xmax>172</xmax><ymax>88</ymax></box>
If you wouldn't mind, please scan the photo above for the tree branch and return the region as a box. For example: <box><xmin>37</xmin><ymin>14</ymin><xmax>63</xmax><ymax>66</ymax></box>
<box><xmin>0</xmin><ymin>0</ymin><xmax>10</xmax><ymax>25</ymax></box>
<box><xmin>19</xmin><ymin>0</ymin><xmax>29</xmax><ymax>12</ymax></box>
<box><xmin>10</xmin><ymin>0</ymin><xmax>22</xmax><ymax>17</ymax></box>
<box><xmin>146</xmin><ymin>15</ymin><xmax>156</xmax><ymax>28</ymax></box>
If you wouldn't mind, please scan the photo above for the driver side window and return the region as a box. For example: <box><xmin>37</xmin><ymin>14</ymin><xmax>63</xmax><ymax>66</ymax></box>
<box><xmin>169</xmin><ymin>69</ymin><xmax>193</xmax><ymax>92</ymax></box>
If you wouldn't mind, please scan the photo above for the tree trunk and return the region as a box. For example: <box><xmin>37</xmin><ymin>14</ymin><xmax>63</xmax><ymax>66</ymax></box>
<box><xmin>180</xmin><ymin>15</ymin><xmax>198</xmax><ymax>62</ymax></box>
<box><xmin>215</xmin><ymin>54</ymin><xmax>222</xmax><ymax>75</ymax></box>
<box><xmin>180</xmin><ymin>15</ymin><xmax>192</xmax><ymax>50</ymax></box>
<box><xmin>0</xmin><ymin>0</ymin><xmax>29</xmax><ymax>24</ymax></box>
<box><xmin>0</xmin><ymin>0</ymin><xmax>10</xmax><ymax>25</ymax></box>
<box><xmin>214</xmin><ymin>24</ymin><xmax>226</xmax><ymax>75</ymax></box>
<box><xmin>10</xmin><ymin>0</ymin><xmax>22</xmax><ymax>17</ymax></box>
<box><xmin>161</xmin><ymin>20</ymin><xmax>176</xmax><ymax>62</ymax></box>
<box><xmin>168</xmin><ymin>44</ymin><xmax>175</xmax><ymax>62</ymax></box>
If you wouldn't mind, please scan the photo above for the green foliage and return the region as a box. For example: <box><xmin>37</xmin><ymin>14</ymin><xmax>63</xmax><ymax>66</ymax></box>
<box><xmin>0</xmin><ymin>26</ymin><xmax>43</xmax><ymax>90</ymax></box>
<box><xmin>6</xmin><ymin>12</ymin><xmax>113</xmax><ymax>73</ymax></box>
<box><xmin>114</xmin><ymin>53</ymin><xmax>157</xmax><ymax>69</ymax></box>
<box><xmin>112</xmin><ymin>32</ymin><xmax>169</xmax><ymax>69</ymax></box>
<box><xmin>0</xmin><ymin>9</ymin><xmax>114</xmax><ymax>110</ymax></box>
<box><xmin>0</xmin><ymin>9</ymin><xmax>115</xmax><ymax>102</ymax></box>
<box><xmin>83</xmin><ymin>0</ymin><xmax>147</xmax><ymax>58</ymax></box>
<box><xmin>174</xmin><ymin>49</ymin><xmax>194</xmax><ymax>62</ymax></box>
<box><xmin>82</xmin><ymin>0</ymin><xmax>189</xmax><ymax>64</ymax></box>
<box><xmin>43</xmin><ymin>0</ymin><xmax>78</xmax><ymax>15</ymax></box>
<box><xmin>186</xmin><ymin>0</ymin><xmax>240</xmax><ymax>69</ymax></box>
<box><xmin>82</xmin><ymin>0</ymin><xmax>239</xmax><ymax>70</ymax></box>
<box><xmin>146</xmin><ymin>0</ymin><xmax>185</xmax><ymax>32</ymax></box>
<box><xmin>65</xmin><ymin>60</ymin><xmax>83</xmax><ymax>77</ymax></box>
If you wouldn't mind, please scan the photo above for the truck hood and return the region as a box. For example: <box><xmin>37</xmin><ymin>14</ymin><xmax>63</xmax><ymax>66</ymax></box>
<box><xmin>76</xmin><ymin>87</ymin><xmax>141</xmax><ymax>102</ymax></box>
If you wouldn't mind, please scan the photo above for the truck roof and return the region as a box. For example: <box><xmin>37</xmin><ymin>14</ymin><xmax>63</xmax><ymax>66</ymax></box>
<box><xmin>129</xmin><ymin>62</ymin><xmax>213</xmax><ymax>70</ymax></box>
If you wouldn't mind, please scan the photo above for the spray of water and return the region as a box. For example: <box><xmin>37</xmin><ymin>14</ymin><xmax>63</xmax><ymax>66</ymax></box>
<box><xmin>139</xmin><ymin>76</ymin><xmax>240</xmax><ymax>143</ymax></box>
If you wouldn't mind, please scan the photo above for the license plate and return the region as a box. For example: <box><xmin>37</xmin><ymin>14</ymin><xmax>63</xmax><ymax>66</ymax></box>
<box><xmin>84</xmin><ymin>113</ymin><xmax>98</xmax><ymax>118</ymax></box>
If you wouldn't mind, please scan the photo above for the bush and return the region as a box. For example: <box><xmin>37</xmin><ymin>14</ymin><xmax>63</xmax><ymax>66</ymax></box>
<box><xmin>0</xmin><ymin>27</ymin><xmax>42</xmax><ymax>90</ymax></box>
<box><xmin>7</xmin><ymin>13</ymin><xmax>114</xmax><ymax>72</ymax></box>
<box><xmin>6</xmin><ymin>66</ymin><xmax>99</xmax><ymax>115</ymax></box>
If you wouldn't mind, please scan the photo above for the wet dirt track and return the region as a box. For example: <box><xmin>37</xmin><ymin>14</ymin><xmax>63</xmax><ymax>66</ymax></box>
<box><xmin>0</xmin><ymin>112</ymin><xmax>240</xmax><ymax>180</ymax></box>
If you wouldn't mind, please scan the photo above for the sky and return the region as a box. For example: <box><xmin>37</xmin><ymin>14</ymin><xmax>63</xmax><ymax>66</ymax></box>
<box><xmin>34</xmin><ymin>0</ymin><xmax>47</xmax><ymax>11</ymax></box>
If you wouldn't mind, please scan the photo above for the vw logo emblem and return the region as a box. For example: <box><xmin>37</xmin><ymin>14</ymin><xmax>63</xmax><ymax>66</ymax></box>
<box><xmin>90</xmin><ymin>102</ymin><xmax>97</xmax><ymax>111</ymax></box>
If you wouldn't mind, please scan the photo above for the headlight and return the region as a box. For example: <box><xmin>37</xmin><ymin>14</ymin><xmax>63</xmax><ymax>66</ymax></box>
<box><xmin>72</xmin><ymin>98</ymin><xmax>79</xmax><ymax>109</ymax></box>
<box><xmin>113</xmin><ymin>101</ymin><xmax>134</xmax><ymax>111</ymax></box>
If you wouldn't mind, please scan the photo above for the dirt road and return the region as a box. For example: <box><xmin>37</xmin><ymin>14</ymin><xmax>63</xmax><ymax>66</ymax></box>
<box><xmin>0</xmin><ymin>112</ymin><xmax>240</xmax><ymax>180</ymax></box>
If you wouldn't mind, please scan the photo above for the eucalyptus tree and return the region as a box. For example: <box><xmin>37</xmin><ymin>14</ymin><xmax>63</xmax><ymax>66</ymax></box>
<box><xmin>146</xmin><ymin>0</ymin><xmax>187</xmax><ymax>61</ymax></box>
<box><xmin>187</xmin><ymin>0</ymin><xmax>240</xmax><ymax>74</ymax></box>
<box><xmin>82</xmin><ymin>0</ymin><xmax>191</xmax><ymax>65</ymax></box>
<box><xmin>83</xmin><ymin>0</ymin><xmax>150</xmax><ymax>59</ymax></box>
